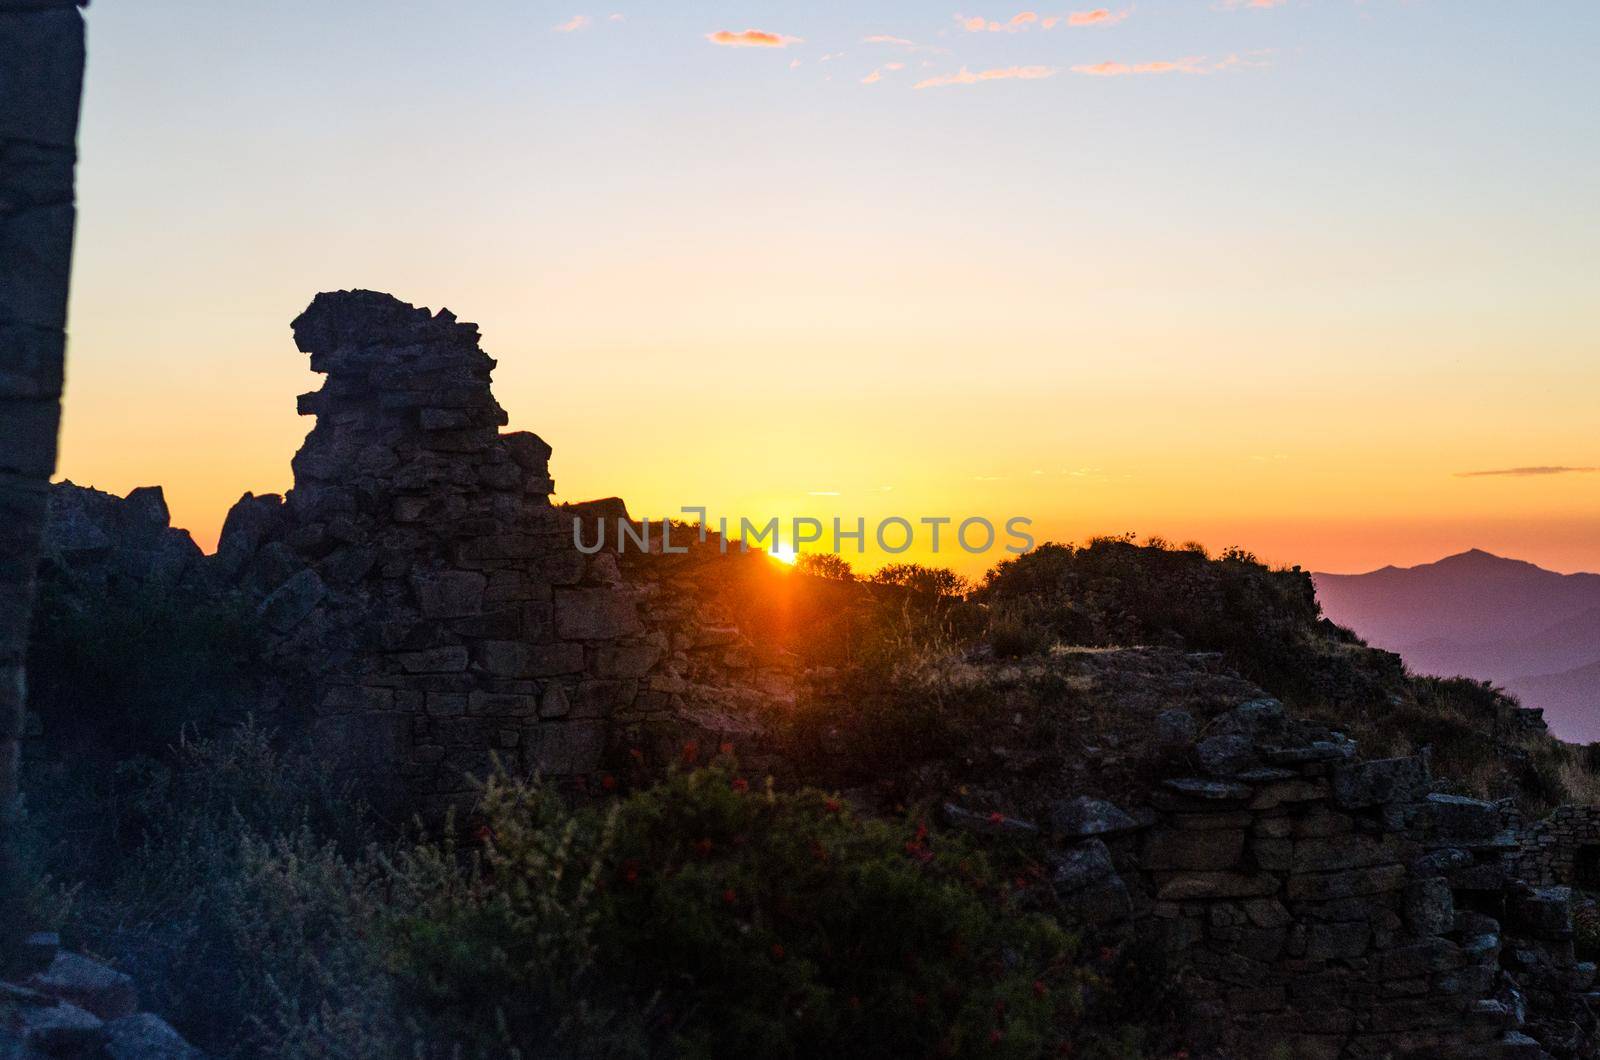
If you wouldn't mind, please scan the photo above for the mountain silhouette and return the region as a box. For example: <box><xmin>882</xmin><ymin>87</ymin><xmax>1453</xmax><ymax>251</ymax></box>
<box><xmin>1313</xmin><ymin>550</ymin><xmax>1600</xmax><ymax>742</ymax></box>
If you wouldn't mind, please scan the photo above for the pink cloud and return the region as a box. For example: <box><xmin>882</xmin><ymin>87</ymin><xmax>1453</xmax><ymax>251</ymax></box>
<box><xmin>707</xmin><ymin>28</ymin><xmax>803</xmax><ymax>48</ymax></box>
<box><xmin>863</xmin><ymin>34</ymin><xmax>915</xmax><ymax>45</ymax></box>
<box><xmin>1065</xmin><ymin>8</ymin><xmax>1129</xmax><ymax>26</ymax></box>
<box><xmin>915</xmin><ymin>64</ymin><xmax>1056</xmax><ymax>89</ymax></box>
<box><xmin>1217</xmin><ymin>0</ymin><xmax>1287</xmax><ymax>8</ymax></box>
<box><xmin>1072</xmin><ymin>56</ymin><xmax>1206</xmax><ymax>76</ymax></box>
<box><xmin>957</xmin><ymin>11</ymin><xmax>1040</xmax><ymax>32</ymax></box>
<box><xmin>553</xmin><ymin>14</ymin><xmax>590</xmax><ymax>32</ymax></box>
<box><xmin>862</xmin><ymin>61</ymin><xmax>909</xmax><ymax>85</ymax></box>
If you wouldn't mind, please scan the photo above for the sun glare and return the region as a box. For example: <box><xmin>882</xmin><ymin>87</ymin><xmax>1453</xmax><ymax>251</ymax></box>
<box><xmin>769</xmin><ymin>546</ymin><xmax>799</xmax><ymax>566</ymax></box>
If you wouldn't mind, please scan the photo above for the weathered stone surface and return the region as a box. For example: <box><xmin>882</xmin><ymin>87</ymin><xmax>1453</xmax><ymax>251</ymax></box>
<box><xmin>411</xmin><ymin>571</ymin><xmax>486</xmax><ymax>619</ymax></box>
<box><xmin>257</xmin><ymin>567</ymin><xmax>326</xmax><ymax>633</ymax></box>
<box><xmin>554</xmin><ymin>587</ymin><xmax>641</xmax><ymax>639</ymax></box>
<box><xmin>1196</xmin><ymin>732</ymin><xmax>1255</xmax><ymax>776</ymax></box>
<box><xmin>1049</xmin><ymin>839</ymin><xmax>1131</xmax><ymax>921</ymax></box>
<box><xmin>19</xmin><ymin>997</ymin><xmax>104</xmax><ymax>1055</ymax></box>
<box><xmin>1154</xmin><ymin>708</ymin><xmax>1197</xmax><ymax>747</ymax></box>
<box><xmin>1427</xmin><ymin>793</ymin><xmax>1501</xmax><ymax>840</ymax></box>
<box><xmin>102</xmin><ymin>1013</ymin><xmax>203</xmax><ymax>1060</ymax></box>
<box><xmin>25</xmin><ymin>952</ymin><xmax>136</xmax><ymax>1020</ymax></box>
<box><xmin>1163</xmin><ymin>778</ymin><xmax>1252</xmax><ymax>801</ymax></box>
<box><xmin>1510</xmin><ymin>886</ymin><xmax>1573</xmax><ymax>940</ymax></box>
<box><xmin>1144</xmin><ymin>828</ymin><xmax>1245</xmax><ymax>871</ymax></box>
<box><xmin>1332</xmin><ymin>756</ymin><xmax>1429</xmax><ymax>810</ymax></box>
<box><xmin>1404</xmin><ymin>877</ymin><xmax>1455</xmax><ymax>935</ymax></box>
<box><xmin>1049</xmin><ymin>796</ymin><xmax>1140</xmax><ymax>839</ymax></box>
<box><xmin>1157</xmin><ymin>871</ymin><xmax>1279</xmax><ymax>900</ymax></box>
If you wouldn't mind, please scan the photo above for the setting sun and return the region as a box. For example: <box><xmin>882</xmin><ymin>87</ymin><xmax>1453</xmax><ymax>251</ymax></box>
<box><xmin>768</xmin><ymin>546</ymin><xmax>798</xmax><ymax>566</ymax></box>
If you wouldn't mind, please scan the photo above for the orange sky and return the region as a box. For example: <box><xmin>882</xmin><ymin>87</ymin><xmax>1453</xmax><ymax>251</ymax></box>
<box><xmin>55</xmin><ymin>1</ymin><xmax>1600</xmax><ymax>578</ymax></box>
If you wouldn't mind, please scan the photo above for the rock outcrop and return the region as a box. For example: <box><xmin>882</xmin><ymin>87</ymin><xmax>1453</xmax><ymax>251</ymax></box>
<box><xmin>0</xmin><ymin>935</ymin><xmax>202</xmax><ymax>1058</ymax></box>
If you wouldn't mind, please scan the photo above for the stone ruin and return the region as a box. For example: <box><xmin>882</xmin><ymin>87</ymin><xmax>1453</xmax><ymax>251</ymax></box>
<box><xmin>205</xmin><ymin>291</ymin><xmax>642</xmax><ymax>809</ymax></box>
<box><xmin>1036</xmin><ymin>698</ymin><xmax>1598</xmax><ymax>1059</ymax></box>
<box><xmin>30</xmin><ymin>290</ymin><xmax>1600</xmax><ymax>1057</ymax></box>
<box><xmin>208</xmin><ymin>290</ymin><xmax>795</xmax><ymax>814</ymax></box>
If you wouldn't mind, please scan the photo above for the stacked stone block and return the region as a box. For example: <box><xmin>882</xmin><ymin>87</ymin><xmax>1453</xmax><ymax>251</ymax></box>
<box><xmin>217</xmin><ymin>291</ymin><xmax>653</xmax><ymax>810</ymax></box>
<box><xmin>1031</xmin><ymin>695</ymin><xmax>1595</xmax><ymax>1058</ymax></box>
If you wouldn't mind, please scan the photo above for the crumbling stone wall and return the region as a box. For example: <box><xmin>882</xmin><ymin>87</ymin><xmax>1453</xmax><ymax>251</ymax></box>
<box><xmin>0</xmin><ymin>0</ymin><xmax>85</xmax><ymax>963</ymax></box>
<box><xmin>217</xmin><ymin>291</ymin><xmax>655</xmax><ymax>812</ymax></box>
<box><xmin>1033</xmin><ymin>697</ymin><xmax>1597</xmax><ymax>1058</ymax></box>
<box><xmin>1510</xmin><ymin>805</ymin><xmax>1600</xmax><ymax>889</ymax></box>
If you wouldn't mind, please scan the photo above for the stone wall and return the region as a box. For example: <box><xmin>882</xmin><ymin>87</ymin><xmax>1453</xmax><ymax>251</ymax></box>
<box><xmin>1031</xmin><ymin>696</ymin><xmax>1597</xmax><ymax>1058</ymax></box>
<box><xmin>1510</xmin><ymin>805</ymin><xmax>1600</xmax><ymax>889</ymax></box>
<box><xmin>0</xmin><ymin>0</ymin><xmax>84</xmax><ymax>964</ymax></box>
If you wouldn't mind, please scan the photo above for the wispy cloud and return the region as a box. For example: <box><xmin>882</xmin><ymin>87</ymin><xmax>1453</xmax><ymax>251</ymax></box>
<box><xmin>1216</xmin><ymin>0</ymin><xmax>1288</xmax><ymax>8</ymax></box>
<box><xmin>863</xmin><ymin>34</ymin><xmax>916</xmax><ymax>45</ymax></box>
<box><xmin>1046</xmin><ymin>8</ymin><xmax>1131</xmax><ymax>27</ymax></box>
<box><xmin>1073</xmin><ymin>55</ymin><xmax>1235</xmax><ymax>76</ymax></box>
<box><xmin>915</xmin><ymin>64</ymin><xmax>1056</xmax><ymax>89</ymax></box>
<box><xmin>707</xmin><ymin>28</ymin><xmax>804</xmax><ymax>48</ymax></box>
<box><xmin>963</xmin><ymin>8</ymin><xmax>1130</xmax><ymax>31</ymax></box>
<box><xmin>861</xmin><ymin>62</ymin><xmax>906</xmax><ymax>84</ymax></box>
<box><xmin>1456</xmin><ymin>466</ymin><xmax>1600</xmax><ymax>478</ymax></box>
<box><xmin>958</xmin><ymin>11</ymin><xmax>1039</xmax><ymax>32</ymax></box>
<box><xmin>553</xmin><ymin>14</ymin><xmax>591</xmax><ymax>32</ymax></box>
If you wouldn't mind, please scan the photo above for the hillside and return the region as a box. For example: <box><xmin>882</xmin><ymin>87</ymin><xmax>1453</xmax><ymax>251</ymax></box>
<box><xmin>1314</xmin><ymin>550</ymin><xmax>1600</xmax><ymax>741</ymax></box>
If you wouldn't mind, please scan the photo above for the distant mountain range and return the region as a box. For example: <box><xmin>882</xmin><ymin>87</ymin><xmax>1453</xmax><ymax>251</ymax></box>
<box><xmin>1313</xmin><ymin>549</ymin><xmax>1600</xmax><ymax>743</ymax></box>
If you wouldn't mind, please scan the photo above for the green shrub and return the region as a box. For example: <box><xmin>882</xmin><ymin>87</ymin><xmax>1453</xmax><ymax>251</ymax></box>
<box><xmin>390</xmin><ymin>763</ymin><xmax>1079</xmax><ymax>1060</ymax></box>
<box><xmin>794</xmin><ymin>553</ymin><xmax>856</xmax><ymax>581</ymax></box>
<box><xmin>35</xmin><ymin>723</ymin><xmax>393</xmax><ymax>1058</ymax></box>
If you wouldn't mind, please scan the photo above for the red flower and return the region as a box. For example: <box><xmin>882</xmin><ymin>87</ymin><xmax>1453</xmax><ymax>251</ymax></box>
<box><xmin>600</xmin><ymin>774</ymin><xmax>617</xmax><ymax>792</ymax></box>
<box><xmin>770</xmin><ymin>943</ymin><xmax>785</xmax><ymax>960</ymax></box>
<box><xmin>622</xmin><ymin>860</ymin><xmax>640</xmax><ymax>885</ymax></box>
<box><xmin>628</xmin><ymin>746</ymin><xmax>644</xmax><ymax>761</ymax></box>
<box><xmin>824</xmin><ymin>797</ymin><xmax>843</xmax><ymax>814</ymax></box>
<box><xmin>987</xmin><ymin>811</ymin><xmax>1005</xmax><ymax>826</ymax></box>
<box><xmin>988</xmin><ymin>1028</ymin><xmax>1004</xmax><ymax>1045</ymax></box>
<box><xmin>1032</xmin><ymin>979</ymin><xmax>1048</xmax><ymax>1000</ymax></box>
<box><xmin>731</xmin><ymin>777</ymin><xmax>750</xmax><ymax>793</ymax></box>
<box><xmin>719</xmin><ymin>741</ymin><xmax>734</xmax><ymax>756</ymax></box>
<box><xmin>681</xmin><ymin>740</ymin><xmax>700</xmax><ymax>766</ymax></box>
<box><xmin>473</xmin><ymin>824</ymin><xmax>494</xmax><ymax>845</ymax></box>
<box><xmin>722</xmin><ymin>888</ymin><xmax>737</xmax><ymax>905</ymax></box>
<box><xmin>693</xmin><ymin>837</ymin><xmax>714</xmax><ymax>857</ymax></box>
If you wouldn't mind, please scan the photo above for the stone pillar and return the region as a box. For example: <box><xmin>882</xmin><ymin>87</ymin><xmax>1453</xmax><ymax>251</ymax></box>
<box><xmin>0</xmin><ymin>0</ymin><xmax>85</xmax><ymax>965</ymax></box>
